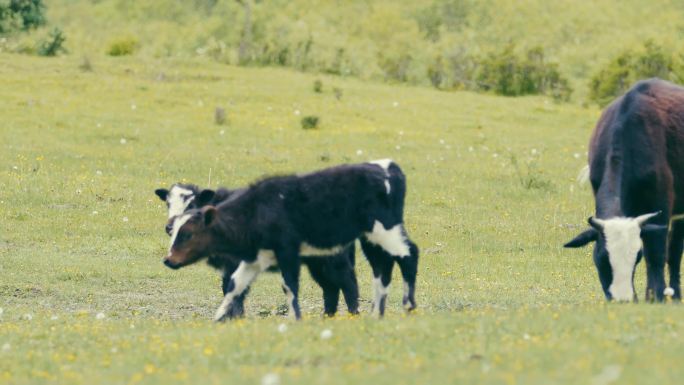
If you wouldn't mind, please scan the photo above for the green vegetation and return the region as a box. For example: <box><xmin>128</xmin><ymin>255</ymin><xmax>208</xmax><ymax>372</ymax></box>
<box><xmin>3</xmin><ymin>1</ymin><xmax>684</xmax><ymax>384</ymax></box>
<box><xmin>2</xmin><ymin>53</ymin><xmax>684</xmax><ymax>385</ymax></box>
<box><xmin>106</xmin><ymin>36</ymin><xmax>138</xmax><ymax>57</ymax></box>
<box><xmin>0</xmin><ymin>0</ymin><xmax>45</xmax><ymax>33</ymax></box>
<box><xmin>589</xmin><ymin>41</ymin><xmax>683</xmax><ymax>106</ymax></box>
<box><xmin>1</xmin><ymin>0</ymin><xmax>682</xmax><ymax>100</ymax></box>
<box><xmin>36</xmin><ymin>27</ymin><xmax>65</xmax><ymax>56</ymax></box>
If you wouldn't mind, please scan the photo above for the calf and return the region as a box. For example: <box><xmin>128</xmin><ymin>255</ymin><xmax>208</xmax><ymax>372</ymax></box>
<box><xmin>565</xmin><ymin>78</ymin><xmax>684</xmax><ymax>302</ymax></box>
<box><xmin>163</xmin><ymin>160</ymin><xmax>419</xmax><ymax>321</ymax></box>
<box><xmin>155</xmin><ymin>184</ymin><xmax>360</xmax><ymax>316</ymax></box>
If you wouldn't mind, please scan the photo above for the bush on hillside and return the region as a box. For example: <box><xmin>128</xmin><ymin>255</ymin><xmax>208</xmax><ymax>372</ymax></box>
<box><xmin>37</xmin><ymin>27</ymin><xmax>65</xmax><ymax>56</ymax></box>
<box><xmin>475</xmin><ymin>45</ymin><xmax>572</xmax><ymax>100</ymax></box>
<box><xmin>589</xmin><ymin>41</ymin><xmax>679</xmax><ymax>106</ymax></box>
<box><xmin>107</xmin><ymin>36</ymin><xmax>138</xmax><ymax>56</ymax></box>
<box><xmin>0</xmin><ymin>0</ymin><xmax>45</xmax><ymax>33</ymax></box>
<box><xmin>414</xmin><ymin>0</ymin><xmax>470</xmax><ymax>42</ymax></box>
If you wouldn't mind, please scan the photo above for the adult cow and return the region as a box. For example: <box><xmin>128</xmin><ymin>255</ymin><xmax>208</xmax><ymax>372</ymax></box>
<box><xmin>565</xmin><ymin>78</ymin><xmax>684</xmax><ymax>302</ymax></box>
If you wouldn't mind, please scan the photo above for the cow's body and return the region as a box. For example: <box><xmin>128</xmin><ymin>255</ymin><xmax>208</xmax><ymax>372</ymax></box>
<box><xmin>164</xmin><ymin>160</ymin><xmax>419</xmax><ymax>320</ymax></box>
<box><xmin>155</xmin><ymin>184</ymin><xmax>359</xmax><ymax>316</ymax></box>
<box><xmin>565</xmin><ymin>78</ymin><xmax>684</xmax><ymax>301</ymax></box>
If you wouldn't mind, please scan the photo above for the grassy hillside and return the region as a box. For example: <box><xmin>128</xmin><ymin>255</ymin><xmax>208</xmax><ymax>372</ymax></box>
<box><xmin>4</xmin><ymin>0</ymin><xmax>683</xmax><ymax>100</ymax></box>
<box><xmin>2</xmin><ymin>53</ymin><xmax>684</xmax><ymax>384</ymax></box>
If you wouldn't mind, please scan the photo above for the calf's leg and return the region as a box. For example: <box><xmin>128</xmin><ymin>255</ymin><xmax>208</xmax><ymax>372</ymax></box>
<box><xmin>360</xmin><ymin>238</ymin><xmax>394</xmax><ymax>317</ymax></box>
<box><xmin>276</xmin><ymin>248</ymin><xmax>302</xmax><ymax>320</ymax></box>
<box><xmin>221</xmin><ymin>260</ymin><xmax>249</xmax><ymax>317</ymax></box>
<box><xmin>214</xmin><ymin>261</ymin><xmax>261</xmax><ymax>322</ymax></box>
<box><xmin>396</xmin><ymin>240</ymin><xmax>419</xmax><ymax>311</ymax></box>
<box><xmin>305</xmin><ymin>259</ymin><xmax>340</xmax><ymax>316</ymax></box>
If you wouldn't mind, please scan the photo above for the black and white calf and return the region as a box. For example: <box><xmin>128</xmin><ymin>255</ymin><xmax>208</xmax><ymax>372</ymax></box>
<box><xmin>155</xmin><ymin>183</ymin><xmax>360</xmax><ymax>316</ymax></box>
<box><xmin>163</xmin><ymin>160</ymin><xmax>419</xmax><ymax>321</ymax></box>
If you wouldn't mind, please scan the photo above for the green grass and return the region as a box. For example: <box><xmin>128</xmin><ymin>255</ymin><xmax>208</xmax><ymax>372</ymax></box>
<box><xmin>1</xmin><ymin>53</ymin><xmax>683</xmax><ymax>384</ymax></box>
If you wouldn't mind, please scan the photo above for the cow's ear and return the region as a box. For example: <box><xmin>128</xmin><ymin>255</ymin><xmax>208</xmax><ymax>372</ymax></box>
<box><xmin>155</xmin><ymin>188</ymin><xmax>168</xmax><ymax>201</ymax></box>
<box><xmin>202</xmin><ymin>206</ymin><xmax>217</xmax><ymax>226</ymax></box>
<box><xmin>197</xmin><ymin>189</ymin><xmax>216</xmax><ymax>207</ymax></box>
<box><xmin>564</xmin><ymin>228</ymin><xmax>598</xmax><ymax>248</ymax></box>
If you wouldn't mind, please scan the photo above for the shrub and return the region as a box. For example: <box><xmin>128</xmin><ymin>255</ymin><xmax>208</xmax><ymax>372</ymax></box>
<box><xmin>37</xmin><ymin>27</ymin><xmax>65</xmax><ymax>56</ymax></box>
<box><xmin>313</xmin><ymin>79</ymin><xmax>323</xmax><ymax>93</ymax></box>
<box><xmin>0</xmin><ymin>0</ymin><xmax>45</xmax><ymax>33</ymax></box>
<box><xmin>589</xmin><ymin>41</ymin><xmax>677</xmax><ymax>106</ymax></box>
<box><xmin>475</xmin><ymin>45</ymin><xmax>572</xmax><ymax>100</ymax></box>
<box><xmin>107</xmin><ymin>36</ymin><xmax>138</xmax><ymax>56</ymax></box>
<box><xmin>301</xmin><ymin>115</ymin><xmax>319</xmax><ymax>129</ymax></box>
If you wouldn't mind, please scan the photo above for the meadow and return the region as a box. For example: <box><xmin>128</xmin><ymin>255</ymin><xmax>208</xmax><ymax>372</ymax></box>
<box><xmin>2</xmin><ymin>53</ymin><xmax>684</xmax><ymax>385</ymax></box>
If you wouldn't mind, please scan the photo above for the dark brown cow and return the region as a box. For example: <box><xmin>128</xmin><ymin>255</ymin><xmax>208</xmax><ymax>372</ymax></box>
<box><xmin>565</xmin><ymin>78</ymin><xmax>684</xmax><ymax>302</ymax></box>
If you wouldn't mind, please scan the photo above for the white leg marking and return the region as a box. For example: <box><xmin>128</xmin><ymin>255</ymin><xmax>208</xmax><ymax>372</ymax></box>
<box><xmin>384</xmin><ymin>180</ymin><xmax>391</xmax><ymax>194</ymax></box>
<box><xmin>282</xmin><ymin>283</ymin><xmax>296</xmax><ymax>319</ymax></box>
<box><xmin>167</xmin><ymin>213</ymin><xmax>192</xmax><ymax>255</ymax></box>
<box><xmin>365</xmin><ymin>221</ymin><xmax>410</xmax><ymax>257</ymax></box>
<box><xmin>403</xmin><ymin>281</ymin><xmax>410</xmax><ymax>299</ymax></box>
<box><xmin>167</xmin><ymin>185</ymin><xmax>196</xmax><ymax>218</ymax></box>
<box><xmin>372</xmin><ymin>277</ymin><xmax>389</xmax><ymax>314</ymax></box>
<box><xmin>300</xmin><ymin>242</ymin><xmax>345</xmax><ymax>256</ymax></box>
<box><xmin>213</xmin><ymin>250</ymin><xmax>275</xmax><ymax>321</ymax></box>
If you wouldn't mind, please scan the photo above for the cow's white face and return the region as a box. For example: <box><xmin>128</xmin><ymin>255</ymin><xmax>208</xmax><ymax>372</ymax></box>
<box><xmin>167</xmin><ymin>185</ymin><xmax>196</xmax><ymax>219</ymax></box>
<box><xmin>596</xmin><ymin>217</ymin><xmax>644</xmax><ymax>301</ymax></box>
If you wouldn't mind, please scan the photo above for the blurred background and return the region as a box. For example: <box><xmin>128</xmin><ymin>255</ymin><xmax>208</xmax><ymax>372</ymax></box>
<box><xmin>3</xmin><ymin>0</ymin><xmax>684</xmax><ymax>105</ymax></box>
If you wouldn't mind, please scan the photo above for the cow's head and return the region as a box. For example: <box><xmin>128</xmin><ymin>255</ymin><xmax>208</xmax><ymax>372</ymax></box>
<box><xmin>564</xmin><ymin>212</ymin><xmax>667</xmax><ymax>301</ymax></box>
<box><xmin>163</xmin><ymin>206</ymin><xmax>218</xmax><ymax>269</ymax></box>
<box><xmin>155</xmin><ymin>184</ymin><xmax>216</xmax><ymax>234</ymax></box>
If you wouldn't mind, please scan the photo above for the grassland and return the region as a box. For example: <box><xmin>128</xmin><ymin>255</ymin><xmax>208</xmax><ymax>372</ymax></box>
<box><xmin>2</xmin><ymin>53</ymin><xmax>684</xmax><ymax>385</ymax></box>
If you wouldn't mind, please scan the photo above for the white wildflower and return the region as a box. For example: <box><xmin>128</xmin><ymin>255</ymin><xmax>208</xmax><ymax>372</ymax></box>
<box><xmin>277</xmin><ymin>323</ymin><xmax>288</xmax><ymax>333</ymax></box>
<box><xmin>261</xmin><ymin>373</ymin><xmax>280</xmax><ymax>385</ymax></box>
<box><xmin>96</xmin><ymin>312</ymin><xmax>106</xmax><ymax>320</ymax></box>
<box><xmin>320</xmin><ymin>329</ymin><xmax>333</xmax><ymax>340</ymax></box>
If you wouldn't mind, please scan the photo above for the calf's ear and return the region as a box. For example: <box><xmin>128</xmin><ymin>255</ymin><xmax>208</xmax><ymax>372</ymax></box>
<box><xmin>155</xmin><ymin>188</ymin><xmax>169</xmax><ymax>201</ymax></box>
<box><xmin>564</xmin><ymin>228</ymin><xmax>598</xmax><ymax>248</ymax></box>
<box><xmin>202</xmin><ymin>206</ymin><xmax>217</xmax><ymax>226</ymax></box>
<box><xmin>197</xmin><ymin>189</ymin><xmax>216</xmax><ymax>206</ymax></box>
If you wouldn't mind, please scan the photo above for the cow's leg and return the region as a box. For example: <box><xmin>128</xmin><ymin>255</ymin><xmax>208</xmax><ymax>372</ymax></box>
<box><xmin>276</xmin><ymin>248</ymin><xmax>302</xmax><ymax>320</ymax></box>
<box><xmin>363</xmin><ymin>222</ymin><xmax>418</xmax><ymax>313</ymax></box>
<box><xmin>360</xmin><ymin>237</ymin><xmax>394</xmax><ymax>317</ymax></box>
<box><xmin>667</xmin><ymin>222</ymin><xmax>684</xmax><ymax>300</ymax></box>
<box><xmin>338</xmin><ymin>246</ymin><xmax>360</xmax><ymax>315</ymax></box>
<box><xmin>214</xmin><ymin>261</ymin><xmax>261</xmax><ymax>322</ymax></box>
<box><xmin>643</xmin><ymin>228</ymin><xmax>668</xmax><ymax>302</ymax></box>
<box><xmin>220</xmin><ymin>260</ymin><xmax>250</xmax><ymax>317</ymax></box>
<box><xmin>304</xmin><ymin>259</ymin><xmax>339</xmax><ymax>317</ymax></box>
<box><xmin>395</xmin><ymin>239</ymin><xmax>419</xmax><ymax>311</ymax></box>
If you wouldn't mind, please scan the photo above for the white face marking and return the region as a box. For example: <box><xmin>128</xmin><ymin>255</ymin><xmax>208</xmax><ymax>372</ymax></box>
<box><xmin>601</xmin><ymin>217</ymin><xmax>643</xmax><ymax>301</ymax></box>
<box><xmin>369</xmin><ymin>159</ymin><xmax>393</xmax><ymax>172</ymax></box>
<box><xmin>299</xmin><ymin>242</ymin><xmax>344</xmax><ymax>256</ymax></box>
<box><xmin>372</xmin><ymin>277</ymin><xmax>389</xmax><ymax>315</ymax></box>
<box><xmin>167</xmin><ymin>213</ymin><xmax>192</xmax><ymax>256</ymax></box>
<box><xmin>167</xmin><ymin>185</ymin><xmax>195</xmax><ymax>219</ymax></box>
<box><xmin>365</xmin><ymin>221</ymin><xmax>410</xmax><ymax>257</ymax></box>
